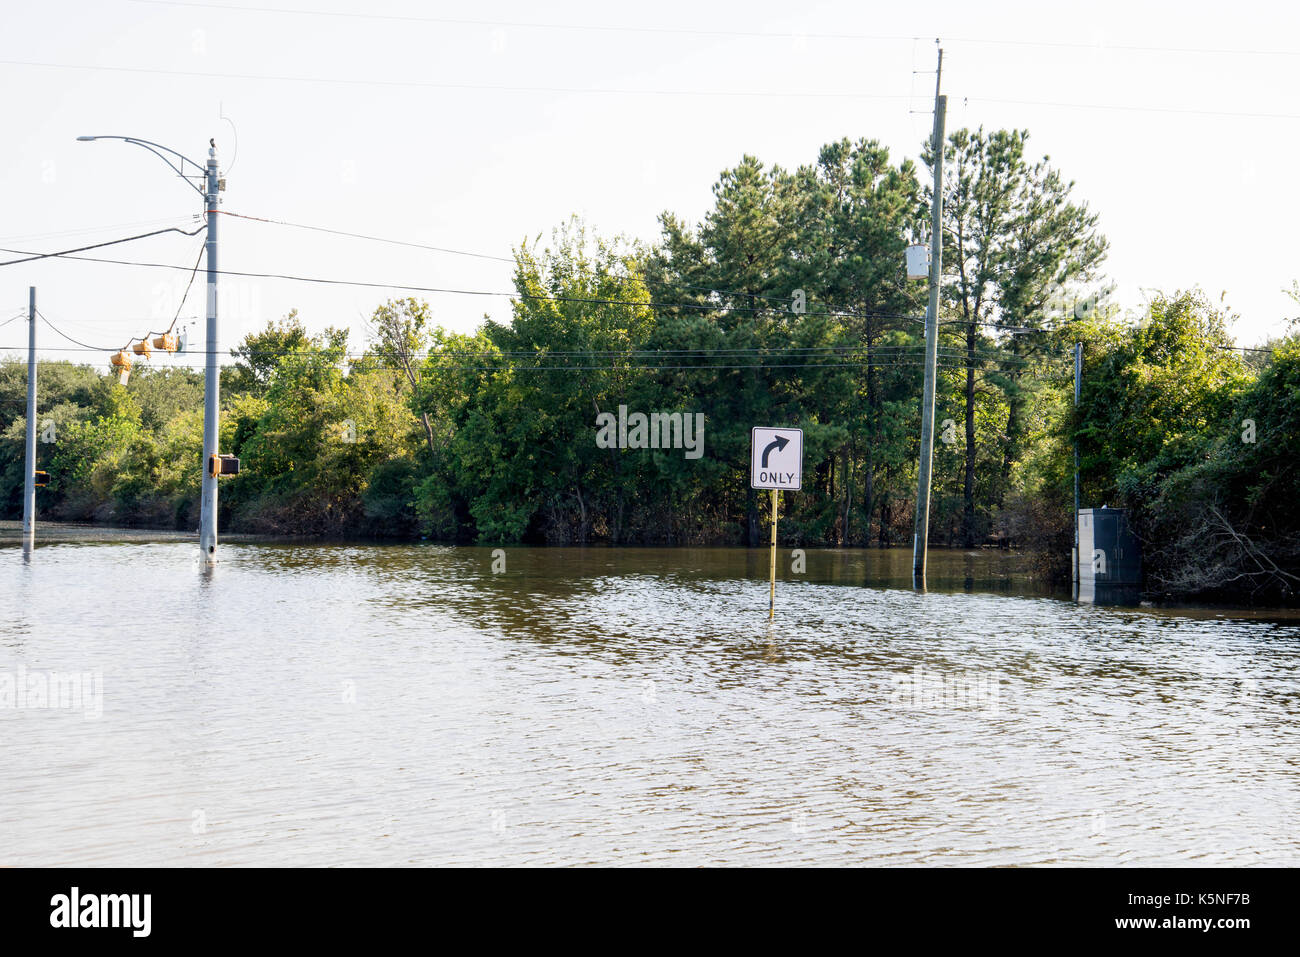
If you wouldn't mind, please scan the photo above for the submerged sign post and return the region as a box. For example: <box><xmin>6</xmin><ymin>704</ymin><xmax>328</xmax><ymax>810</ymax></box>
<box><xmin>750</xmin><ymin>427</ymin><xmax>803</xmax><ymax>619</ymax></box>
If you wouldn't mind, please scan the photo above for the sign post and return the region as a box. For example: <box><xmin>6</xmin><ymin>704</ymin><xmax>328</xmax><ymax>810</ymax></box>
<box><xmin>768</xmin><ymin>488</ymin><xmax>779</xmax><ymax>619</ymax></box>
<box><xmin>750</xmin><ymin>427</ymin><xmax>803</xmax><ymax>619</ymax></box>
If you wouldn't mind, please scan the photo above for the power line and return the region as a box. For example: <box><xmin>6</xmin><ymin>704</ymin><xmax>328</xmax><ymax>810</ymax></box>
<box><xmin>223</xmin><ymin>209</ymin><xmax>860</xmax><ymax>314</ymax></box>
<box><xmin>220</xmin><ymin>211</ymin><xmax>515</xmax><ymax>266</ymax></box>
<box><xmin>125</xmin><ymin>2</ymin><xmax>1300</xmax><ymax>58</ymax></box>
<box><xmin>204</xmin><ymin>213</ymin><xmax>1101</xmax><ymax>333</ymax></box>
<box><xmin>8</xmin><ymin>55</ymin><xmax>1295</xmax><ymax>119</ymax></box>
<box><xmin>128</xmin><ymin>1</ymin><xmax>921</xmax><ymax>43</ymax></box>
<box><xmin>28</xmin><ymin>239</ymin><xmax>204</xmax><ymax>356</ymax></box>
<box><xmin>37</xmin><ymin>312</ymin><xmax>105</xmax><ymax>352</ymax></box>
<box><xmin>0</xmin><ymin>215</ymin><xmax>195</xmax><ymax>246</ymax></box>
<box><xmin>0</xmin><ymin>224</ymin><xmax>205</xmax><ymax>268</ymax></box>
<box><xmin>972</xmin><ymin>95</ymin><xmax>1300</xmax><ymax>122</ymax></box>
<box><xmin>0</xmin><ymin>217</ymin><xmax>1119</xmax><ymax>342</ymax></box>
<box><xmin>945</xmin><ymin>35</ymin><xmax>1300</xmax><ymax>59</ymax></box>
<box><xmin>156</xmin><ymin>241</ymin><xmax>206</xmax><ymax>341</ymax></box>
<box><xmin>0</xmin><ymin>242</ymin><xmax>929</xmax><ymax>324</ymax></box>
<box><xmin>0</xmin><ymin>58</ymin><xmax>915</xmax><ymax>100</ymax></box>
<box><xmin>22</xmin><ymin>305</ymin><xmax>936</xmax><ymax>359</ymax></box>
<box><xmin>14</xmin><ymin>314</ymin><xmax>945</xmax><ymax>369</ymax></box>
<box><xmin>8</xmin><ymin>337</ymin><xmax>937</xmax><ymax>360</ymax></box>
<box><xmin>1</xmin><ymin>350</ymin><xmax>937</xmax><ymax>375</ymax></box>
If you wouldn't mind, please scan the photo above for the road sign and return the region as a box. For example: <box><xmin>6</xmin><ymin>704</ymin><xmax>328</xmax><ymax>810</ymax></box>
<box><xmin>750</xmin><ymin>427</ymin><xmax>803</xmax><ymax>490</ymax></box>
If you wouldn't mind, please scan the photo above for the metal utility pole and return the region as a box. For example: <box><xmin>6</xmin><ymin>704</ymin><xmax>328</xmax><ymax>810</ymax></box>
<box><xmin>912</xmin><ymin>47</ymin><xmax>946</xmax><ymax>587</ymax></box>
<box><xmin>199</xmin><ymin>143</ymin><xmax>220</xmax><ymax>562</ymax></box>
<box><xmin>1073</xmin><ymin>341</ymin><xmax>1082</xmax><ymax>586</ymax></box>
<box><xmin>76</xmin><ymin>134</ymin><xmax>222</xmax><ymax>563</ymax></box>
<box><xmin>768</xmin><ymin>489</ymin><xmax>779</xmax><ymax>620</ymax></box>
<box><xmin>22</xmin><ymin>286</ymin><xmax>37</xmax><ymax>545</ymax></box>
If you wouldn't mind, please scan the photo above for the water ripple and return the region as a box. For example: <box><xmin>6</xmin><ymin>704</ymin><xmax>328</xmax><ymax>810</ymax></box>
<box><xmin>0</xmin><ymin>541</ymin><xmax>1297</xmax><ymax>865</ymax></box>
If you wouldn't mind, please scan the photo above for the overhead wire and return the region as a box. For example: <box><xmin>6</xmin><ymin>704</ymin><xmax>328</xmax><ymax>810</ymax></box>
<box><xmin>0</xmin><ymin>215</ymin><xmax>196</xmax><ymax>246</ymax></box>
<box><xmin>6</xmin><ymin>211</ymin><xmax>1058</xmax><ymax>334</ymax></box>
<box><xmin>221</xmin><ymin>209</ymin><xmax>877</xmax><ymax>314</ymax></box>
<box><xmin>0</xmin><ymin>223</ymin><xmax>205</xmax><ymax>267</ymax></box>
<box><xmin>125</xmin><ymin>2</ymin><xmax>1300</xmax><ymax>58</ymax></box>
<box><xmin>0</xmin><ymin>240</ymin><xmax>930</xmax><ymax>324</ymax></box>
<box><xmin>0</xmin><ymin>58</ymin><xmax>916</xmax><ymax>101</ymax></box>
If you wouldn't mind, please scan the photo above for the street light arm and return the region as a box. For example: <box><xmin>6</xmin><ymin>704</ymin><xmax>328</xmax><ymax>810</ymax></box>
<box><xmin>75</xmin><ymin>133</ymin><xmax>223</xmax><ymax>564</ymax></box>
<box><xmin>76</xmin><ymin>135</ymin><xmax>207</xmax><ymax>198</ymax></box>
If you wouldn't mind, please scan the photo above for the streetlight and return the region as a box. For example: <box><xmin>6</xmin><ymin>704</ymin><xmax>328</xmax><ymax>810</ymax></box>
<box><xmin>78</xmin><ymin>134</ymin><xmax>225</xmax><ymax>563</ymax></box>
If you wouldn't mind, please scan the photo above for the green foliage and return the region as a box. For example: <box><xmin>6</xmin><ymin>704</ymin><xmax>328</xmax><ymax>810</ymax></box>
<box><xmin>8</xmin><ymin>129</ymin><xmax>1299</xmax><ymax>604</ymax></box>
<box><xmin>411</xmin><ymin>221</ymin><xmax>658</xmax><ymax>543</ymax></box>
<box><xmin>1074</xmin><ymin>290</ymin><xmax>1300</xmax><ymax>600</ymax></box>
<box><xmin>226</xmin><ymin>310</ymin><xmax>311</xmax><ymax>396</ymax></box>
<box><xmin>226</xmin><ymin>323</ymin><xmax>418</xmax><ymax>535</ymax></box>
<box><xmin>926</xmin><ymin>126</ymin><xmax>1108</xmax><ymax>545</ymax></box>
<box><xmin>1077</xmin><ymin>291</ymin><xmax>1247</xmax><ymax>499</ymax></box>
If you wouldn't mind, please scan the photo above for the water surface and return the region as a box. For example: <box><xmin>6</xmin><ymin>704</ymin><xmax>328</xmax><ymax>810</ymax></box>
<box><xmin>2</xmin><ymin>534</ymin><xmax>1297</xmax><ymax>865</ymax></box>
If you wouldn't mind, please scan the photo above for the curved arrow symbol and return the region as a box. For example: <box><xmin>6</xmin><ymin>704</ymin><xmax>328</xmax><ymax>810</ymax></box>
<box><xmin>761</xmin><ymin>434</ymin><xmax>790</xmax><ymax>468</ymax></box>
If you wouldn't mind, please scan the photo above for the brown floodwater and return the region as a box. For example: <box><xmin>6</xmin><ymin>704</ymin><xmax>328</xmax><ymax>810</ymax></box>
<box><xmin>1</xmin><ymin>530</ymin><xmax>1297</xmax><ymax>865</ymax></box>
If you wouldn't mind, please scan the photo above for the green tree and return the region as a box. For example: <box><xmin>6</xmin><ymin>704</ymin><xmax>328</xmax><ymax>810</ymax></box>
<box><xmin>227</xmin><ymin>311</ymin><xmax>311</xmax><ymax>397</ymax></box>
<box><xmin>369</xmin><ymin>297</ymin><xmax>437</xmax><ymax>454</ymax></box>
<box><xmin>927</xmin><ymin>127</ymin><xmax>1107</xmax><ymax>545</ymax></box>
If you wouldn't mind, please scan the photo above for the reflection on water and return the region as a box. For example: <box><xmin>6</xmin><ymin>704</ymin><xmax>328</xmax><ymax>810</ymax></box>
<box><xmin>1</xmin><ymin>536</ymin><xmax>1297</xmax><ymax>866</ymax></box>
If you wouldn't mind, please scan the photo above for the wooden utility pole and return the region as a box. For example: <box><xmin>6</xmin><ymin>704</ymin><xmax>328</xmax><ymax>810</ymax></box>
<box><xmin>913</xmin><ymin>46</ymin><xmax>946</xmax><ymax>587</ymax></box>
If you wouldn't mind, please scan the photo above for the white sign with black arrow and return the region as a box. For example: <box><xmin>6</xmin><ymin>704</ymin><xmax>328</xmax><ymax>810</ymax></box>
<box><xmin>750</xmin><ymin>427</ymin><xmax>803</xmax><ymax>490</ymax></box>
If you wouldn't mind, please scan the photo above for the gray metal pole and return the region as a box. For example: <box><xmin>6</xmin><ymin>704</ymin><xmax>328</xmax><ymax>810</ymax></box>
<box><xmin>199</xmin><ymin>144</ymin><xmax>220</xmax><ymax>562</ymax></box>
<box><xmin>1073</xmin><ymin>341</ymin><xmax>1082</xmax><ymax>585</ymax></box>
<box><xmin>912</xmin><ymin>51</ymin><xmax>946</xmax><ymax>587</ymax></box>
<box><xmin>22</xmin><ymin>286</ymin><xmax>37</xmax><ymax>545</ymax></box>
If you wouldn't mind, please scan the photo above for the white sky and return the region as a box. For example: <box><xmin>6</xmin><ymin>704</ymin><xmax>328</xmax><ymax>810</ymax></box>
<box><xmin>2</xmin><ymin>0</ymin><xmax>1298</xmax><ymax>368</ymax></box>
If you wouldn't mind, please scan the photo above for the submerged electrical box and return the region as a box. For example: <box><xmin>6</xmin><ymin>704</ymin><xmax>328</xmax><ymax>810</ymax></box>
<box><xmin>1076</xmin><ymin>507</ymin><xmax>1142</xmax><ymax>605</ymax></box>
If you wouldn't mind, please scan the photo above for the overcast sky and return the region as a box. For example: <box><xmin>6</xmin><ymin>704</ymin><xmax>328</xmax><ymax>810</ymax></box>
<box><xmin>2</xmin><ymin>0</ymin><xmax>1297</xmax><ymax>368</ymax></box>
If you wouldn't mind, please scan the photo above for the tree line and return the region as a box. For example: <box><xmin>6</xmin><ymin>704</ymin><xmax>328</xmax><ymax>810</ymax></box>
<box><xmin>2</xmin><ymin>127</ymin><xmax>1297</xmax><ymax>602</ymax></box>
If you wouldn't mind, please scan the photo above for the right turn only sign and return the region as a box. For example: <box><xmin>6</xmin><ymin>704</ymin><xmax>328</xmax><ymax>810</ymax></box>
<box><xmin>750</xmin><ymin>427</ymin><xmax>803</xmax><ymax>490</ymax></box>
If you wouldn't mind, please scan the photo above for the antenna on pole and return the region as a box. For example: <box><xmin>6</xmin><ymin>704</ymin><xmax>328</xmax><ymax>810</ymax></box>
<box><xmin>219</xmin><ymin>102</ymin><xmax>239</xmax><ymax>175</ymax></box>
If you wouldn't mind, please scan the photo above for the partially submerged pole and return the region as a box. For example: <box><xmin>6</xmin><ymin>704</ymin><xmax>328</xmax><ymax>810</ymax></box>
<box><xmin>912</xmin><ymin>47</ymin><xmax>946</xmax><ymax>588</ymax></box>
<box><xmin>22</xmin><ymin>286</ymin><xmax>37</xmax><ymax>546</ymax></box>
<box><xmin>768</xmin><ymin>489</ymin><xmax>779</xmax><ymax>620</ymax></box>
<box><xmin>1073</xmin><ymin>341</ymin><xmax>1082</xmax><ymax>588</ymax></box>
<box><xmin>199</xmin><ymin>143</ymin><xmax>221</xmax><ymax>563</ymax></box>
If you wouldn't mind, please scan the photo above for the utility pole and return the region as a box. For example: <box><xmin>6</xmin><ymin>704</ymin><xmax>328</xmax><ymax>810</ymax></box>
<box><xmin>913</xmin><ymin>46</ymin><xmax>946</xmax><ymax>587</ymax></box>
<box><xmin>75</xmin><ymin>134</ymin><xmax>222</xmax><ymax>563</ymax></box>
<box><xmin>199</xmin><ymin>143</ymin><xmax>220</xmax><ymax>563</ymax></box>
<box><xmin>768</xmin><ymin>489</ymin><xmax>779</xmax><ymax>620</ymax></box>
<box><xmin>22</xmin><ymin>286</ymin><xmax>37</xmax><ymax>546</ymax></box>
<box><xmin>1073</xmin><ymin>341</ymin><xmax>1082</xmax><ymax>588</ymax></box>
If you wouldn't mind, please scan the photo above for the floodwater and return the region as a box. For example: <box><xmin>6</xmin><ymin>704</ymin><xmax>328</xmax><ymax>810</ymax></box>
<box><xmin>1</xmin><ymin>528</ymin><xmax>1298</xmax><ymax>866</ymax></box>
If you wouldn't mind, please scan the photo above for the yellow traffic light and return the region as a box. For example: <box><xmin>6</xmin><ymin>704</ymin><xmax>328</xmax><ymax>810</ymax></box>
<box><xmin>110</xmin><ymin>349</ymin><xmax>133</xmax><ymax>385</ymax></box>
